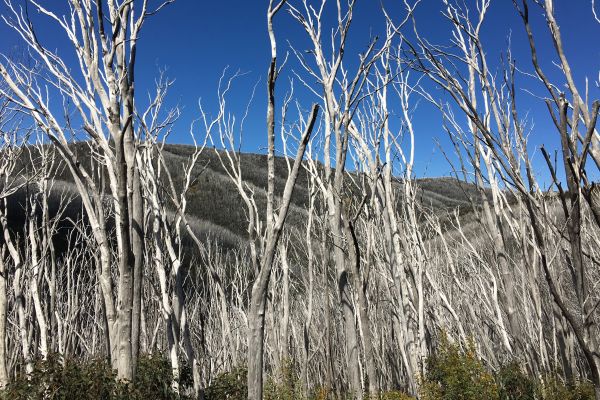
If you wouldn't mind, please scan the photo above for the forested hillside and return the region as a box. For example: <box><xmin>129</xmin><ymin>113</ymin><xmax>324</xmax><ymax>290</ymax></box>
<box><xmin>0</xmin><ymin>1</ymin><xmax>599</xmax><ymax>400</ymax></box>
<box><xmin>4</xmin><ymin>143</ymin><xmax>482</xmax><ymax>251</ymax></box>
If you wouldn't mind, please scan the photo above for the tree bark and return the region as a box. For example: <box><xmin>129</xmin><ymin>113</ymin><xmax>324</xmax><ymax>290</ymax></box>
<box><xmin>344</xmin><ymin>216</ymin><xmax>377</xmax><ymax>397</ymax></box>
<box><xmin>0</xmin><ymin>255</ymin><xmax>8</xmax><ymax>387</ymax></box>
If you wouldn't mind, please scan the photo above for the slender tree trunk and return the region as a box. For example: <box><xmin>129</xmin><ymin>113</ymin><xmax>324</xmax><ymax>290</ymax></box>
<box><xmin>14</xmin><ymin>264</ymin><xmax>32</xmax><ymax>374</ymax></box>
<box><xmin>279</xmin><ymin>241</ymin><xmax>290</xmax><ymax>366</ymax></box>
<box><xmin>0</xmin><ymin>255</ymin><xmax>8</xmax><ymax>387</ymax></box>
<box><xmin>174</xmin><ymin>265</ymin><xmax>201</xmax><ymax>397</ymax></box>
<box><xmin>131</xmin><ymin>167</ymin><xmax>144</xmax><ymax>372</ymax></box>
<box><xmin>333</xmin><ymin>201</ymin><xmax>362</xmax><ymax>399</ymax></box>
<box><xmin>381</xmin><ymin>182</ymin><xmax>418</xmax><ymax>394</ymax></box>
<box><xmin>115</xmin><ymin>130</ymin><xmax>134</xmax><ymax>381</ymax></box>
<box><xmin>28</xmin><ymin>206</ymin><xmax>49</xmax><ymax>360</ymax></box>
<box><xmin>339</xmin><ymin>272</ymin><xmax>362</xmax><ymax>399</ymax></box>
<box><xmin>247</xmin><ymin>272</ymin><xmax>270</xmax><ymax>400</ymax></box>
<box><xmin>152</xmin><ymin>206</ymin><xmax>180</xmax><ymax>394</ymax></box>
<box><xmin>344</xmin><ymin>216</ymin><xmax>377</xmax><ymax>397</ymax></box>
<box><xmin>322</xmin><ymin>228</ymin><xmax>334</xmax><ymax>395</ymax></box>
<box><xmin>245</xmin><ymin>3</ymin><xmax>284</xmax><ymax>396</ymax></box>
<box><xmin>301</xmin><ymin>193</ymin><xmax>315</xmax><ymax>397</ymax></box>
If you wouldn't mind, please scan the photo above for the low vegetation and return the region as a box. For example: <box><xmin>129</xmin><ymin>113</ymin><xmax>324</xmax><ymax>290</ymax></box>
<box><xmin>3</xmin><ymin>340</ymin><xmax>595</xmax><ymax>400</ymax></box>
<box><xmin>1</xmin><ymin>354</ymin><xmax>192</xmax><ymax>400</ymax></box>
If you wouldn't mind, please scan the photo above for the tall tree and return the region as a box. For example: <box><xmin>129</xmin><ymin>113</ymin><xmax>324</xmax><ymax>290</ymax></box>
<box><xmin>0</xmin><ymin>0</ymin><xmax>174</xmax><ymax>381</ymax></box>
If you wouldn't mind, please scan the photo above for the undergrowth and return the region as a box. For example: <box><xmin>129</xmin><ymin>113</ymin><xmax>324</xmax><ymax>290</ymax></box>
<box><xmin>1</xmin><ymin>343</ymin><xmax>595</xmax><ymax>400</ymax></box>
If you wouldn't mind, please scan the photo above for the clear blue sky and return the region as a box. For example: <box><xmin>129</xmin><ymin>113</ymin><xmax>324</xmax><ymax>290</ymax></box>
<box><xmin>0</xmin><ymin>1</ymin><xmax>598</xmax><ymax>182</ymax></box>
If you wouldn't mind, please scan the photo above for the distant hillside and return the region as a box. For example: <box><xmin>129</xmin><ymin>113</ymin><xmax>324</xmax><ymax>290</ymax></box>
<box><xmin>160</xmin><ymin>144</ymin><xmax>488</xmax><ymax>235</ymax></box>
<box><xmin>4</xmin><ymin>143</ymin><xmax>485</xmax><ymax>252</ymax></box>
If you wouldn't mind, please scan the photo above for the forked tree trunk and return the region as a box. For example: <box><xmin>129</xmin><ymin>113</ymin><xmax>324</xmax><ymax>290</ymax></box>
<box><xmin>338</xmin><ymin>270</ymin><xmax>362</xmax><ymax>399</ymax></box>
<box><xmin>344</xmin><ymin>217</ymin><xmax>377</xmax><ymax>397</ymax></box>
<box><xmin>333</xmin><ymin>204</ymin><xmax>362</xmax><ymax>399</ymax></box>
<box><xmin>245</xmin><ymin>102</ymin><xmax>318</xmax><ymax>399</ymax></box>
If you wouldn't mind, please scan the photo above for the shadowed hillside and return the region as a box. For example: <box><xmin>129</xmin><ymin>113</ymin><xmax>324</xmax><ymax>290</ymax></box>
<box><xmin>6</xmin><ymin>143</ymin><xmax>484</xmax><ymax>251</ymax></box>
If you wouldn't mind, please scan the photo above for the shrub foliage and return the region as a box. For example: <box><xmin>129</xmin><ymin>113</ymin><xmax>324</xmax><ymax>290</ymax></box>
<box><xmin>1</xmin><ymin>347</ymin><xmax>596</xmax><ymax>400</ymax></box>
<box><xmin>420</xmin><ymin>335</ymin><xmax>498</xmax><ymax>400</ymax></box>
<box><xmin>1</xmin><ymin>353</ymin><xmax>191</xmax><ymax>400</ymax></box>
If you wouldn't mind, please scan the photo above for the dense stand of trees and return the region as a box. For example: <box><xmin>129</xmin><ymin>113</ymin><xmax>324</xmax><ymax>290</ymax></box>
<box><xmin>0</xmin><ymin>0</ymin><xmax>599</xmax><ymax>399</ymax></box>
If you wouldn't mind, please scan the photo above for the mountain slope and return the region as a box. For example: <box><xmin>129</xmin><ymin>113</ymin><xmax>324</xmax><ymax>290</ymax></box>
<box><xmin>4</xmin><ymin>143</ymin><xmax>484</xmax><ymax>252</ymax></box>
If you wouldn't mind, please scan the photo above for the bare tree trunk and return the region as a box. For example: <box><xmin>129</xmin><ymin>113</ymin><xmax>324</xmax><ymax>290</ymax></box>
<box><xmin>0</xmin><ymin>198</ymin><xmax>32</xmax><ymax>375</ymax></box>
<box><xmin>149</xmin><ymin>188</ymin><xmax>180</xmax><ymax>394</ymax></box>
<box><xmin>247</xmin><ymin>271</ymin><xmax>271</xmax><ymax>400</ymax></box>
<box><xmin>321</xmin><ymin>225</ymin><xmax>334</xmax><ymax>395</ymax></box>
<box><xmin>338</xmin><ymin>270</ymin><xmax>362</xmax><ymax>399</ymax></box>
<box><xmin>279</xmin><ymin>240</ymin><xmax>290</xmax><ymax>366</ymax></box>
<box><xmin>115</xmin><ymin>129</ymin><xmax>134</xmax><ymax>381</ymax></box>
<box><xmin>333</xmin><ymin>203</ymin><xmax>362</xmax><ymax>398</ymax></box>
<box><xmin>14</xmin><ymin>262</ymin><xmax>31</xmax><ymax>375</ymax></box>
<box><xmin>344</xmin><ymin>215</ymin><xmax>377</xmax><ymax>397</ymax></box>
<box><xmin>301</xmin><ymin>183</ymin><xmax>316</xmax><ymax>397</ymax></box>
<box><xmin>171</xmin><ymin>253</ymin><xmax>201</xmax><ymax>396</ymax></box>
<box><xmin>0</xmin><ymin>254</ymin><xmax>8</xmax><ymax>387</ymax></box>
<box><xmin>28</xmin><ymin>198</ymin><xmax>49</xmax><ymax>360</ymax></box>
<box><xmin>131</xmin><ymin>167</ymin><xmax>144</xmax><ymax>372</ymax></box>
<box><xmin>241</xmin><ymin>103</ymin><xmax>318</xmax><ymax>399</ymax></box>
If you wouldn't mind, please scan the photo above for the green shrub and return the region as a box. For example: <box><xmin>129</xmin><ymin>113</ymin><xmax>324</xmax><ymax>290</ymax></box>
<box><xmin>1</xmin><ymin>353</ymin><xmax>116</xmax><ymax>400</ymax></box>
<box><xmin>420</xmin><ymin>334</ymin><xmax>498</xmax><ymax>400</ymax></box>
<box><xmin>497</xmin><ymin>362</ymin><xmax>536</xmax><ymax>400</ymax></box>
<box><xmin>265</xmin><ymin>359</ymin><xmax>302</xmax><ymax>400</ymax></box>
<box><xmin>204</xmin><ymin>366</ymin><xmax>248</xmax><ymax>400</ymax></box>
<box><xmin>377</xmin><ymin>390</ymin><xmax>416</xmax><ymax>400</ymax></box>
<box><xmin>5</xmin><ymin>351</ymin><xmax>594</xmax><ymax>400</ymax></box>
<box><xmin>309</xmin><ymin>385</ymin><xmax>331</xmax><ymax>400</ymax></box>
<box><xmin>120</xmin><ymin>353</ymin><xmax>191</xmax><ymax>399</ymax></box>
<box><xmin>540</xmin><ymin>375</ymin><xmax>594</xmax><ymax>400</ymax></box>
<box><xmin>1</xmin><ymin>353</ymin><xmax>189</xmax><ymax>400</ymax></box>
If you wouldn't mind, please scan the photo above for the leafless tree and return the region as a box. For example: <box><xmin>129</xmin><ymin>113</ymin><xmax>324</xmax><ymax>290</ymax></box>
<box><xmin>0</xmin><ymin>92</ymin><xmax>30</xmax><ymax>386</ymax></box>
<box><xmin>202</xmin><ymin>2</ymin><xmax>320</xmax><ymax>398</ymax></box>
<box><xmin>405</xmin><ymin>0</ymin><xmax>600</xmax><ymax>396</ymax></box>
<box><xmin>0</xmin><ymin>0</ymin><xmax>176</xmax><ymax>380</ymax></box>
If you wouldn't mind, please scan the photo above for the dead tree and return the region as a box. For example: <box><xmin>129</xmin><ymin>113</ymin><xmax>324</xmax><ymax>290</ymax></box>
<box><xmin>286</xmin><ymin>1</ymin><xmax>392</xmax><ymax>396</ymax></box>
<box><xmin>0</xmin><ymin>0</ymin><xmax>175</xmax><ymax>381</ymax></box>
<box><xmin>205</xmin><ymin>11</ymin><xmax>319</xmax><ymax>395</ymax></box>
<box><xmin>0</xmin><ymin>92</ymin><xmax>30</xmax><ymax>386</ymax></box>
<box><xmin>209</xmin><ymin>90</ymin><xmax>318</xmax><ymax>398</ymax></box>
<box><xmin>137</xmin><ymin>76</ymin><xmax>204</xmax><ymax>395</ymax></box>
<box><xmin>407</xmin><ymin>0</ymin><xmax>600</xmax><ymax>396</ymax></box>
<box><xmin>514</xmin><ymin>1</ymin><xmax>600</xmax><ymax>396</ymax></box>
